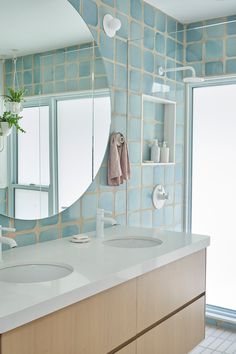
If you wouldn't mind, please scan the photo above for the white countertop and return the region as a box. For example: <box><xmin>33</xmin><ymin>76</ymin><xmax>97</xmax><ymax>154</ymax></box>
<box><xmin>0</xmin><ymin>226</ymin><xmax>210</xmax><ymax>333</ymax></box>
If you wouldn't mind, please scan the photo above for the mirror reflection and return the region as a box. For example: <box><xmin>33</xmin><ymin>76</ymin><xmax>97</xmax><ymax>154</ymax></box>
<box><xmin>0</xmin><ymin>0</ymin><xmax>111</xmax><ymax>220</ymax></box>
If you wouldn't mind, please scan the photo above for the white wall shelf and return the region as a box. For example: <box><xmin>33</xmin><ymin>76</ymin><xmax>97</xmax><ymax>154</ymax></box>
<box><xmin>141</xmin><ymin>94</ymin><xmax>176</xmax><ymax>166</ymax></box>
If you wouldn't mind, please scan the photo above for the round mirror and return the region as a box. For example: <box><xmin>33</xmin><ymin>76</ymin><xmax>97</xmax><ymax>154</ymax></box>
<box><xmin>0</xmin><ymin>0</ymin><xmax>111</xmax><ymax>220</ymax></box>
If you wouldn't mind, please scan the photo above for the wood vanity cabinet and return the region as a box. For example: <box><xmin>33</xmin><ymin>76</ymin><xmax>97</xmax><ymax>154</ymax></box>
<box><xmin>0</xmin><ymin>250</ymin><xmax>206</xmax><ymax>354</ymax></box>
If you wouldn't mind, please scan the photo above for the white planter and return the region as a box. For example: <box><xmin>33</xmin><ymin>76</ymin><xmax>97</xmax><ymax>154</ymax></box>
<box><xmin>5</xmin><ymin>101</ymin><xmax>23</xmax><ymax>114</ymax></box>
<box><xmin>0</xmin><ymin>122</ymin><xmax>12</xmax><ymax>137</ymax></box>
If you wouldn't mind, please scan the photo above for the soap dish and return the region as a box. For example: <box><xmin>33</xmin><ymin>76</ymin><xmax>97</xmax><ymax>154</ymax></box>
<box><xmin>70</xmin><ymin>234</ymin><xmax>90</xmax><ymax>244</ymax></box>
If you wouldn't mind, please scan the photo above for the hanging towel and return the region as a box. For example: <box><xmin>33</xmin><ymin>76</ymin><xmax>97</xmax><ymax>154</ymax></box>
<box><xmin>108</xmin><ymin>132</ymin><xmax>130</xmax><ymax>186</ymax></box>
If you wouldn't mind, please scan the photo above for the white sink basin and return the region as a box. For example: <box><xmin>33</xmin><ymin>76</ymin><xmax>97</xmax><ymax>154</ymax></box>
<box><xmin>103</xmin><ymin>237</ymin><xmax>163</xmax><ymax>248</ymax></box>
<box><xmin>0</xmin><ymin>263</ymin><xmax>73</xmax><ymax>283</ymax></box>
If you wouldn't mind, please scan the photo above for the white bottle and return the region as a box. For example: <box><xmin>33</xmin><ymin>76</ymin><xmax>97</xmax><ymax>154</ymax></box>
<box><xmin>160</xmin><ymin>141</ymin><xmax>170</xmax><ymax>163</ymax></box>
<box><xmin>151</xmin><ymin>139</ymin><xmax>160</xmax><ymax>163</ymax></box>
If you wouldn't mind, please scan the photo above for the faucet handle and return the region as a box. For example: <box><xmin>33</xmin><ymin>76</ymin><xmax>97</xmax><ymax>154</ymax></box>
<box><xmin>97</xmin><ymin>209</ymin><xmax>112</xmax><ymax>216</ymax></box>
<box><xmin>104</xmin><ymin>210</ymin><xmax>112</xmax><ymax>216</ymax></box>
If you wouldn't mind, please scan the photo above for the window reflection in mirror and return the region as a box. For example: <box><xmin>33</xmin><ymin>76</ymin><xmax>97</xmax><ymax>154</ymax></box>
<box><xmin>0</xmin><ymin>1</ymin><xmax>111</xmax><ymax>220</ymax></box>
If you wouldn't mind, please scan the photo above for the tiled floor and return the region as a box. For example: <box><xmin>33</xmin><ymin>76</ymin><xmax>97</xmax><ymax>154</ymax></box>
<box><xmin>190</xmin><ymin>325</ymin><xmax>236</xmax><ymax>353</ymax></box>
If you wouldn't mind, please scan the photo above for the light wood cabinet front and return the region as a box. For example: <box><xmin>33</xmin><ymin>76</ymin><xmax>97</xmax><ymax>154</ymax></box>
<box><xmin>137</xmin><ymin>250</ymin><xmax>206</xmax><ymax>332</ymax></box>
<box><xmin>1</xmin><ymin>279</ymin><xmax>137</xmax><ymax>354</ymax></box>
<box><xmin>137</xmin><ymin>296</ymin><xmax>205</xmax><ymax>354</ymax></box>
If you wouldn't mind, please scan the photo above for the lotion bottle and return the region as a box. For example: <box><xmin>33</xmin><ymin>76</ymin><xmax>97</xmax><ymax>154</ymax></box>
<box><xmin>160</xmin><ymin>141</ymin><xmax>170</xmax><ymax>163</ymax></box>
<box><xmin>151</xmin><ymin>139</ymin><xmax>160</xmax><ymax>163</ymax></box>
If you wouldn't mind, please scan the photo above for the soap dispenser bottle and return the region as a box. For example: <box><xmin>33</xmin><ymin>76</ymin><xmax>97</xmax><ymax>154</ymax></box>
<box><xmin>151</xmin><ymin>139</ymin><xmax>160</xmax><ymax>163</ymax></box>
<box><xmin>160</xmin><ymin>141</ymin><xmax>170</xmax><ymax>163</ymax></box>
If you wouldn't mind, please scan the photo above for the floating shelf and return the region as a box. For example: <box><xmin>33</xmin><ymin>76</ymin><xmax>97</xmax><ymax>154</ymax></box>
<box><xmin>141</xmin><ymin>94</ymin><xmax>176</xmax><ymax>166</ymax></box>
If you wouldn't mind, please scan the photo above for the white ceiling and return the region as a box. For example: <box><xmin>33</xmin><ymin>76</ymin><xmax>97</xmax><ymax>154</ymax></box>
<box><xmin>145</xmin><ymin>0</ymin><xmax>236</xmax><ymax>23</ymax></box>
<box><xmin>0</xmin><ymin>0</ymin><xmax>93</xmax><ymax>58</ymax></box>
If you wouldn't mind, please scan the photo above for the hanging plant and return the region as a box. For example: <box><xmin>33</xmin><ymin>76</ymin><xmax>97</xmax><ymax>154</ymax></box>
<box><xmin>4</xmin><ymin>87</ymin><xmax>25</xmax><ymax>114</ymax></box>
<box><xmin>0</xmin><ymin>111</ymin><xmax>25</xmax><ymax>137</ymax></box>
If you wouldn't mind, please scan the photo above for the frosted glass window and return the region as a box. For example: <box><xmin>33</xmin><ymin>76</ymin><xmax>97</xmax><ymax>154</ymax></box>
<box><xmin>57</xmin><ymin>98</ymin><xmax>93</xmax><ymax>211</ymax></box>
<box><xmin>18</xmin><ymin>106</ymin><xmax>50</xmax><ymax>186</ymax></box>
<box><xmin>93</xmin><ymin>95</ymin><xmax>111</xmax><ymax>177</ymax></box>
<box><xmin>15</xmin><ymin>189</ymin><xmax>48</xmax><ymax>219</ymax></box>
<box><xmin>192</xmin><ymin>84</ymin><xmax>236</xmax><ymax>311</ymax></box>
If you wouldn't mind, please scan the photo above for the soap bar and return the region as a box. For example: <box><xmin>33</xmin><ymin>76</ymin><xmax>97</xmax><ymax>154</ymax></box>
<box><xmin>70</xmin><ymin>234</ymin><xmax>90</xmax><ymax>243</ymax></box>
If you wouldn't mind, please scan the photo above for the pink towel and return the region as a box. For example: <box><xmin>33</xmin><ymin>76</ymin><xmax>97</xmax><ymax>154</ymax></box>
<box><xmin>108</xmin><ymin>133</ymin><xmax>130</xmax><ymax>186</ymax></box>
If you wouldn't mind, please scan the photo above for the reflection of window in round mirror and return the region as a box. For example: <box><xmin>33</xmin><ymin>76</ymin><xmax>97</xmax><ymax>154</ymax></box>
<box><xmin>0</xmin><ymin>0</ymin><xmax>111</xmax><ymax>220</ymax></box>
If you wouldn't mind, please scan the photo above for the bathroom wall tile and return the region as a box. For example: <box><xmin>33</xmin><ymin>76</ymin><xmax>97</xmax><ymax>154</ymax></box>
<box><xmin>130</xmin><ymin>44</ymin><xmax>142</xmax><ymax>68</ymax></box>
<box><xmin>142</xmin><ymin>187</ymin><xmax>153</xmax><ymax>209</ymax></box>
<box><xmin>40</xmin><ymin>215</ymin><xmax>59</xmax><ymax>227</ymax></box>
<box><xmin>186</xmin><ymin>22</ymin><xmax>203</xmax><ymax>42</ymax></box>
<box><xmin>175</xmin><ymin>184</ymin><xmax>183</xmax><ymax>204</ymax></box>
<box><xmin>128</xmin><ymin>188</ymin><xmax>141</xmax><ymax>211</ymax></box>
<box><xmin>205</xmin><ymin>18</ymin><xmax>225</xmax><ymax>38</ymax></box>
<box><xmin>14</xmin><ymin>219</ymin><xmax>36</xmax><ymax>231</ymax></box>
<box><xmin>100</xmin><ymin>32</ymin><xmax>114</xmax><ymax>60</ymax></box>
<box><xmin>62</xmin><ymin>202</ymin><xmax>81</xmax><ymax>223</ymax></box>
<box><xmin>130</xmin><ymin>0</ymin><xmax>142</xmax><ymax>21</ymax></box>
<box><xmin>153</xmin><ymin>208</ymin><xmax>164</xmax><ymax>227</ymax></box>
<box><xmin>115</xmin><ymin>64</ymin><xmax>127</xmax><ymax>88</ymax></box>
<box><xmin>164</xmin><ymin>205</ymin><xmax>174</xmax><ymax>225</ymax></box>
<box><xmin>116</xmin><ymin>0</ymin><xmax>129</xmax><ymax>15</ymax></box>
<box><xmin>99</xmin><ymin>192</ymin><xmax>113</xmax><ymax>211</ymax></box>
<box><xmin>167</xmin><ymin>17</ymin><xmax>177</xmax><ymax>38</ymax></box>
<box><xmin>142</xmin><ymin>166</ymin><xmax>153</xmax><ymax>186</ymax></box>
<box><xmin>130</xmin><ymin>69</ymin><xmax>141</xmax><ymax>92</ymax></box>
<box><xmin>166</xmin><ymin>38</ymin><xmax>176</xmax><ymax>59</ymax></box>
<box><xmin>115</xmin><ymin>190</ymin><xmax>126</xmax><ymax>214</ymax></box>
<box><xmin>82</xmin><ymin>0</ymin><xmax>98</xmax><ymax>26</ymax></box>
<box><xmin>205</xmin><ymin>61</ymin><xmax>223</xmax><ymax>76</ymax></box>
<box><xmin>155</xmin><ymin>33</ymin><xmax>166</xmax><ymax>54</ymax></box>
<box><xmin>62</xmin><ymin>225</ymin><xmax>80</xmax><ymax>238</ymax></box>
<box><xmin>226</xmin><ymin>59</ymin><xmax>236</xmax><ymax>74</ymax></box>
<box><xmin>128</xmin><ymin>211</ymin><xmax>141</xmax><ymax>226</ymax></box>
<box><xmin>144</xmin><ymin>3</ymin><xmax>155</xmax><ymax>27</ymax></box>
<box><xmin>130</xmin><ymin>21</ymin><xmax>142</xmax><ymax>40</ymax></box>
<box><xmin>82</xmin><ymin>194</ymin><xmax>97</xmax><ymax>219</ymax></box>
<box><xmin>116</xmin><ymin>39</ymin><xmax>127</xmax><ymax>64</ymax></box>
<box><xmin>226</xmin><ymin>37</ymin><xmax>236</xmax><ymax>57</ymax></box>
<box><xmin>129</xmin><ymin>119</ymin><xmax>141</xmax><ymax>140</ymax></box>
<box><xmin>141</xmin><ymin>210</ymin><xmax>152</xmax><ymax>227</ymax></box>
<box><xmin>14</xmin><ymin>233</ymin><xmax>37</xmax><ymax>247</ymax></box>
<box><xmin>143</xmin><ymin>50</ymin><xmax>154</xmax><ymax>73</ymax></box>
<box><xmin>154</xmin><ymin>166</ymin><xmax>165</xmax><ymax>185</ymax></box>
<box><xmin>227</xmin><ymin>15</ymin><xmax>236</xmax><ymax>35</ymax></box>
<box><xmin>102</xmin><ymin>0</ymin><xmax>114</xmax><ymax>7</ymax></box>
<box><xmin>205</xmin><ymin>40</ymin><xmax>223</xmax><ymax>60</ymax></box>
<box><xmin>186</xmin><ymin>43</ymin><xmax>202</xmax><ymax>62</ymax></box>
<box><xmin>116</xmin><ymin>13</ymin><xmax>129</xmax><ymax>39</ymax></box>
<box><xmin>129</xmin><ymin>142</ymin><xmax>141</xmax><ymax>164</ymax></box>
<box><xmin>129</xmin><ymin>93</ymin><xmax>141</xmax><ymax>116</ymax></box>
<box><xmin>129</xmin><ymin>166</ymin><xmax>141</xmax><ymax>187</ymax></box>
<box><xmin>156</xmin><ymin>10</ymin><xmax>166</xmax><ymax>33</ymax></box>
<box><xmin>144</xmin><ymin>28</ymin><xmax>155</xmax><ymax>50</ymax></box>
<box><xmin>165</xmin><ymin>165</ymin><xmax>175</xmax><ymax>184</ymax></box>
<box><xmin>39</xmin><ymin>228</ymin><xmax>59</xmax><ymax>242</ymax></box>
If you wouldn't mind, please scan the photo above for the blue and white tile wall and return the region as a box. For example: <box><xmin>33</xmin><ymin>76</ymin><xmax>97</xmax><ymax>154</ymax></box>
<box><xmin>185</xmin><ymin>15</ymin><xmax>236</xmax><ymax>76</ymax></box>
<box><xmin>0</xmin><ymin>0</ymin><xmax>203</xmax><ymax>247</ymax></box>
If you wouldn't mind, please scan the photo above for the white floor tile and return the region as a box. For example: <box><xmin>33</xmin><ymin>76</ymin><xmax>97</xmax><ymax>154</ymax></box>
<box><xmin>225</xmin><ymin>342</ymin><xmax>236</xmax><ymax>354</ymax></box>
<box><xmin>208</xmin><ymin>337</ymin><xmax>225</xmax><ymax>350</ymax></box>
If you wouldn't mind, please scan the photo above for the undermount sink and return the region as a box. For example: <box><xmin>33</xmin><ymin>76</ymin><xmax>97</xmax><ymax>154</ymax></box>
<box><xmin>103</xmin><ymin>237</ymin><xmax>163</xmax><ymax>248</ymax></box>
<box><xmin>0</xmin><ymin>263</ymin><xmax>73</xmax><ymax>283</ymax></box>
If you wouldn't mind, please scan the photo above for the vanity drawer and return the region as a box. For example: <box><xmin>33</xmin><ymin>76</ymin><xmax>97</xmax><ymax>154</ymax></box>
<box><xmin>1</xmin><ymin>279</ymin><xmax>136</xmax><ymax>354</ymax></box>
<box><xmin>137</xmin><ymin>250</ymin><xmax>206</xmax><ymax>331</ymax></box>
<box><xmin>137</xmin><ymin>296</ymin><xmax>205</xmax><ymax>354</ymax></box>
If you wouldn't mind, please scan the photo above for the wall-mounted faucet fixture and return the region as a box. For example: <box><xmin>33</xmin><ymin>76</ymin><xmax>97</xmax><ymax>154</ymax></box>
<box><xmin>0</xmin><ymin>225</ymin><xmax>17</xmax><ymax>261</ymax></box>
<box><xmin>152</xmin><ymin>185</ymin><xmax>169</xmax><ymax>210</ymax></box>
<box><xmin>103</xmin><ymin>14</ymin><xmax>121</xmax><ymax>38</ymax></box>
<box><xmin>158</xmin><ymin>65</ymin><xmax>205</xmax><ymax>83</ymax></box>
<box><xmin>96</xmin><ymin>209</ymin><xmax>117</xmax><ymax>238</ymax></box>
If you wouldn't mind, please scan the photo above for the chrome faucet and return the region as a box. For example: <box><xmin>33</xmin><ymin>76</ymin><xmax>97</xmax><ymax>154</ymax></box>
<box><xmin>96</xmin><ymin>209</ymin><xmax>117</xmax><ymax>238</ymax></box>
<box><xmin>0</xmin><ymin>225</ymin><xmax>17</xmax><ymax>261</ymax></box>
